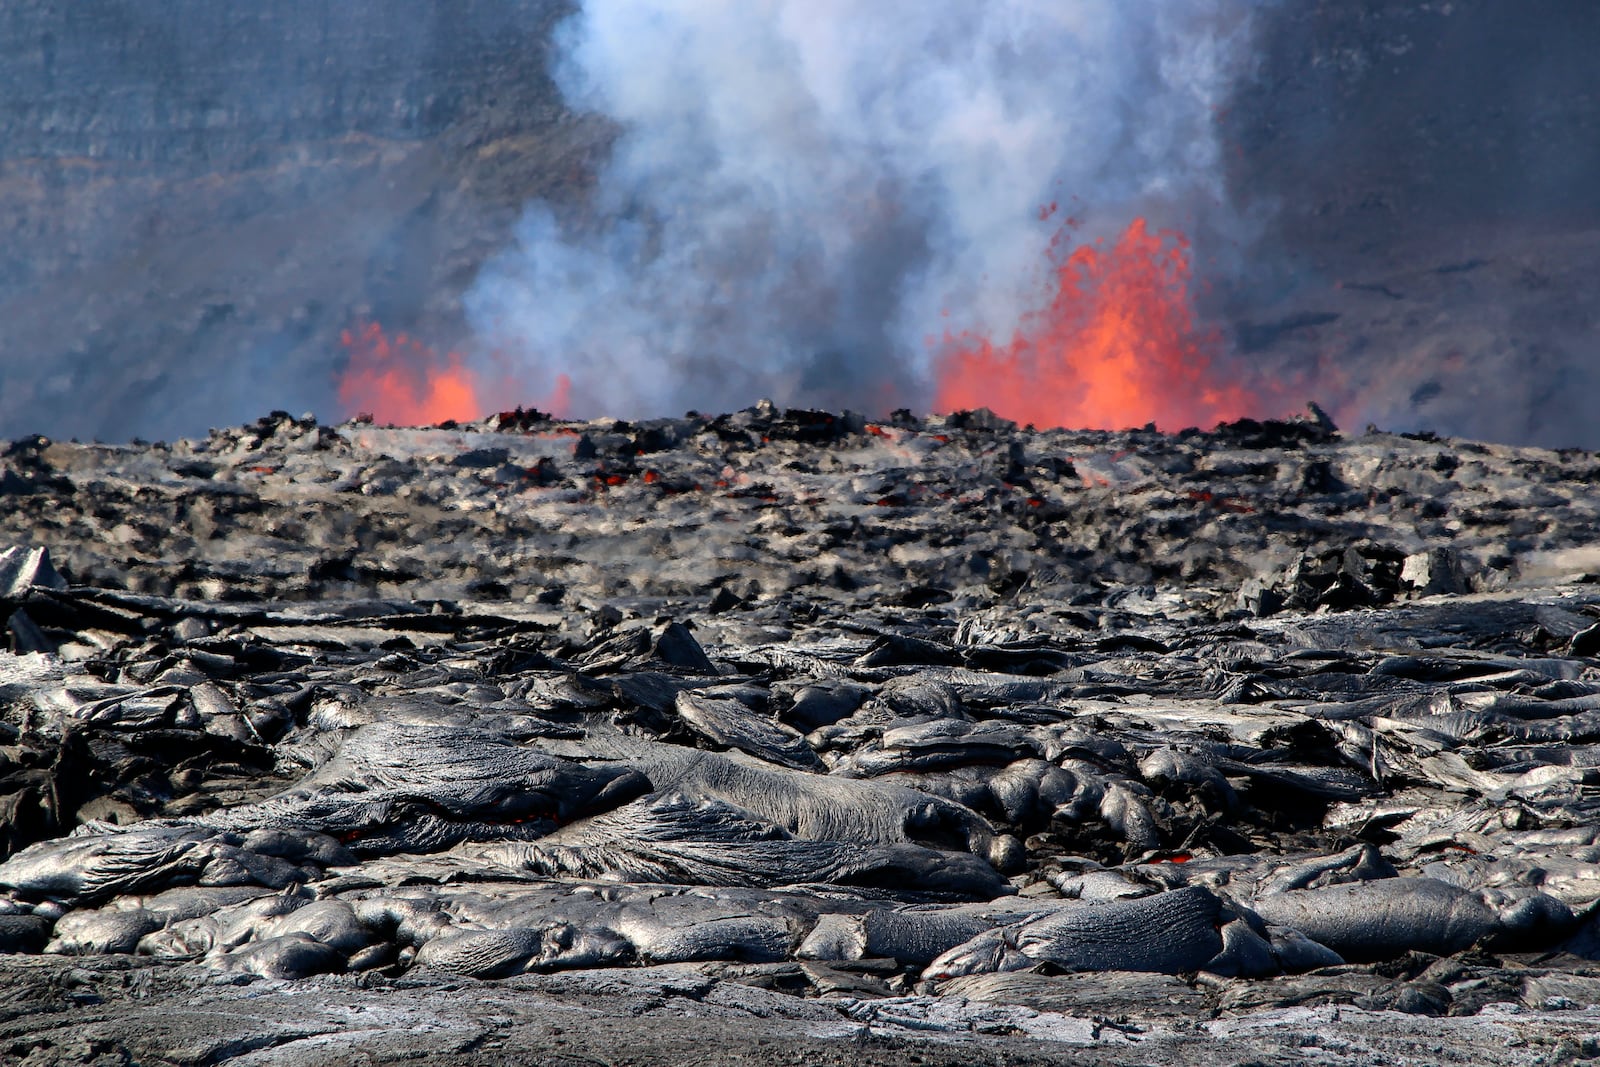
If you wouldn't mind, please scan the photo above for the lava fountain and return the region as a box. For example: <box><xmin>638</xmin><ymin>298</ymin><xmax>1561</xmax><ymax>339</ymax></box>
<box><xmin>934</xmin><ymin>218</ymin><xmax>1258</xmax><ymax>431</ymax></box>
<box><xmin>338</xmin><ymin>322</ymin><xmax>482</xmax><ymax>425</ymax></box>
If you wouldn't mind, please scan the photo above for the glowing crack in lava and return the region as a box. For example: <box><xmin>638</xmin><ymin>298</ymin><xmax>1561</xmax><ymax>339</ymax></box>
<box><xmin>934</xmin><ymin>218</ymin><xmax>1258</xmax><ymax>431</ymax></box>
<box><xmin>338</xmin><ymin>322</ymin><xmax>482</xmax><ymax>426</ymax></box>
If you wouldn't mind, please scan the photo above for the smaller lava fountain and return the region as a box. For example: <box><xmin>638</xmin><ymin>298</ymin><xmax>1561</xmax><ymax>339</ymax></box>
<box><xmin>934</xmin><ymin>217</ymin><xmax>1257</xmax><ymax>431</ymax></box>
<box><xmin>337</xmin><ymin>322</ymin><xmax>573</xmax><ymax>426</ymax></box>
<box><xmin>338</xmin><ymin>322</ymin><xmax>483</xmax><ymax>426</ymax></box>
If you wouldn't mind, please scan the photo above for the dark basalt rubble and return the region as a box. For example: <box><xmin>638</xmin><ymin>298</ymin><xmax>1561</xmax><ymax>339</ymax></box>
<box><xmin>3</xmin><ymin>405</ymin><xmax>1600</xmax><ymax>1062</ymax></box>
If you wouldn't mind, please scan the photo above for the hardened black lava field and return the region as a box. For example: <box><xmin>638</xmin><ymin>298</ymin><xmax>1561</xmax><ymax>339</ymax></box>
<box><xmin>2</xmin><ymin>407</ymin><xmax>1600</xmax><ymax>1064</ymax></box>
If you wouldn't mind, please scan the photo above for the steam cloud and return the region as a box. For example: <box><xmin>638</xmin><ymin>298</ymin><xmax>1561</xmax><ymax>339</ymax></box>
<box><xmin>466</xmin><ymin>0</ymin><xmax>1263</xmax><ymax>419</ymax></box>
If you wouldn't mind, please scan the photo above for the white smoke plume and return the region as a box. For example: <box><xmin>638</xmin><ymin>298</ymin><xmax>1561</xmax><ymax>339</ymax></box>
<box><xmin>466</xmin><ymin>0</ymin><xmax>1264</xmax><ymax>419</ymax></box>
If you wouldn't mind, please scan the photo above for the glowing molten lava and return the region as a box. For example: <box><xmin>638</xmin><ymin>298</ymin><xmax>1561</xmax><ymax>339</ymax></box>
<box><xmin>338</xmin><ymin>322</ymin><xmax>482</xmax><ymax>426</ymax></box>
<box><xmin>934</xmin><ymin>218</ymin><xmax>1257</xmax><ymax>431</ymax></box>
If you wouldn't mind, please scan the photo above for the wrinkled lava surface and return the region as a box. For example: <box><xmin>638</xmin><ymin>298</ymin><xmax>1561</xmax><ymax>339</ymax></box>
<box><xmin>3</xmin><ymin>406</ymin><xmax>1600</xmax><ymax>1063</ymax></box>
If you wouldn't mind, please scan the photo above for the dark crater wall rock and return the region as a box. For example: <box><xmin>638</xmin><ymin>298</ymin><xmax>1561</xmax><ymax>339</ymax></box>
<box><xmin>1219</xmin><ymin>3</ymin><xmax>1600</xmax><ymax>448</ymax></box>
<box><xmin>0</xmin><ymin>0</ymin><xmax>605</xmax><ymax>443</ymax></box>
<box><xmin>1230</xmin><ymin>2</ymin><xmax>1600</xmax><ymax>238</ymax></box>
<box><xmin>0</xmin><ymin>1</ymin><xmax>566</xmax><ymax>163</ymax></box>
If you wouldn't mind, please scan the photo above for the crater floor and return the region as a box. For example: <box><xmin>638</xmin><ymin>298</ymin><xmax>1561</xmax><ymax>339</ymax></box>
<box><xmin>2</xmin><ymin>406</ymin><xmax>1600</xmax><ymax>1064</ymax></box>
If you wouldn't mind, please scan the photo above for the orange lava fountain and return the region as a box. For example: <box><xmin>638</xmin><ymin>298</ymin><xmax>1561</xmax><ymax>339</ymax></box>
<box><xmin>934</xmin><ymin>217</ymin><xmax>1257</xmax><ymax>431</ymax></box>
<box><xmin>338</xmin><ymin>322</ymin><xmax>482</xmax><ymax>426</ymax></box>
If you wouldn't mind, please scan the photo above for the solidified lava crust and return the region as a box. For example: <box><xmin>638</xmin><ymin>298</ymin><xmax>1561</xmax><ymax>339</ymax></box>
<box><xmin>2</xmin><ymin>405</ymin><xmax>1600</xmax><ymax>1064</ymax></box>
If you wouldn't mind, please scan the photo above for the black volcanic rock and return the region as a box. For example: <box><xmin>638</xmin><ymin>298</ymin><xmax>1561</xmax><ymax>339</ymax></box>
<box><xmin>3</xmin><ymin>410</ymin><xmax>1600</xmax><ymax>1067</ymax></box>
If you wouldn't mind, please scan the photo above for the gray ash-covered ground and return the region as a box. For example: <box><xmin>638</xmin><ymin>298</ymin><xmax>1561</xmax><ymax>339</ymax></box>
<box><xmin>3</xmin><ymin>407</ymin><xmax>1600</xmax><ymax>1063</ymax></box>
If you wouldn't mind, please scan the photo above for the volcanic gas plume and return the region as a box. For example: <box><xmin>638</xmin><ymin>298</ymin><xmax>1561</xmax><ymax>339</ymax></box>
<box><xmin>460</xmin><ymin>0</ymin><xmax>1264</xmax><ymax>429</ymax></box>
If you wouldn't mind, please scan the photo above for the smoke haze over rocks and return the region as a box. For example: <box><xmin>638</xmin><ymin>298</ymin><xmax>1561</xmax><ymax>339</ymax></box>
<box><xmin>0</xmin><ymin>2</ymin><xmax>1598</xmax><ymax>446</ymax></box>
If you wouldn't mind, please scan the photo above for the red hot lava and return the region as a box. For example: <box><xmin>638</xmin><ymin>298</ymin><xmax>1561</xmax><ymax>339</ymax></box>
<box><xmin>338</xmin><ymin>322</ymin><xmax>482</xmax><ymax>426</ymax></box>
<box><xmin>337</xmin><ymin>321</ymin><xmax>571</xmax><ymax>426</ymax></box>
<box><xmin>934</xmin><ymin>217</ymin><xmax>1257</xmax><ymax>431</ymax></box>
